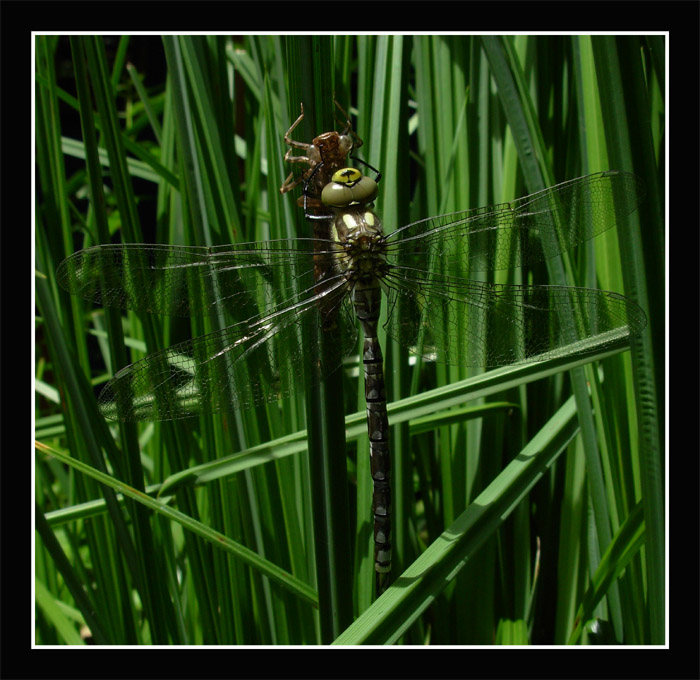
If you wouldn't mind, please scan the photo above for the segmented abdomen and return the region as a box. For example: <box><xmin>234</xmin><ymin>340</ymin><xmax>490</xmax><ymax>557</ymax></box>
<box><xmin>352</xmin><ymin>279</ymin><xmax>391</xmax><ymax>594</ymax></box>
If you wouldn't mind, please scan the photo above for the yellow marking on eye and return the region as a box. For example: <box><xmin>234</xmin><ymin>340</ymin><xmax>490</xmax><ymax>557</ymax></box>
<box><xmin>332</xmin><ymin>167</ymin><xmax>362</xmax><ymax>185</ymax></box>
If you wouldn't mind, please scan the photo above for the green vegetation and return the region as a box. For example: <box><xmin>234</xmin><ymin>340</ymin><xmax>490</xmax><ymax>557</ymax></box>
<box><xmin>35</xmin><ymin>34</ymin><xmax>664</xmax><ymax>645</ymax></box>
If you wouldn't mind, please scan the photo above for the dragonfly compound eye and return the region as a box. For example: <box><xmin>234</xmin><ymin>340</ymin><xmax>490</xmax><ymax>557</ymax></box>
<box><xmin>322</xmin><ymin>171</ymin><xmax>379</xmax><ymax>208</ymax></box>
<box><xmin>337</xmin><ymin>134</ymin><xmax>354</xmax><ymax>156</ymax></box>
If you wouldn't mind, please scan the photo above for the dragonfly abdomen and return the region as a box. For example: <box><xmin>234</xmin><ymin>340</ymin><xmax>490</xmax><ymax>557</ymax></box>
<box><xmin>353</xmin><ymin>279</ymin><xmax>392</xmax><ymax>593</ymax></box>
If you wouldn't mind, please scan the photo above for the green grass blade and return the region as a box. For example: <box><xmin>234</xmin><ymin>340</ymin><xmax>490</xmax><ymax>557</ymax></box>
<box><xmin>567</xmin><ymin>501</ymin><xmax>646</xmax><ymax>644</ymax></box>
<box><xmin>592</xmin><ymin>35</ymin><xmax>665</xmax><ymax>645</ymax></box>
<box><xmin>334</xmin><ymin>396</ymin><xmax>580</xmax><ymax>645</ymax></box>
<box><xmin>36</xmin><ymin>441</ymin><xmax>318</xmax><ymax>607</ymax></box>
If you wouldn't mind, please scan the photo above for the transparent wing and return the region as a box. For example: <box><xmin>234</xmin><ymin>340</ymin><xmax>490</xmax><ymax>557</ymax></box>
<box><xmin>383</xmin><ymin>171</ymin><xmax>645</xmax><ymax>275</ymax></box>
<box><xmin>97</xmin><ymin>279</ymin><xmax>356</xmax><ymax>422</ymax></box>
<box><xmin>383</xmin><ymin>274</ymin><xmax>647</xmax><ymax>368</ymax></box>
<box><xmin>381</xmin><ymin>171</ymin><xmax>646</xmax><ymax>366</ymax></box>
<box><xmin>56</xmin><ymin>239</ymin><xmax>343</xmax><ymax>322</ymax></box>
<box><xmin>58</xmin><ymin>239</ymin><xmax>358</xmax><ymax>421</ymax></box>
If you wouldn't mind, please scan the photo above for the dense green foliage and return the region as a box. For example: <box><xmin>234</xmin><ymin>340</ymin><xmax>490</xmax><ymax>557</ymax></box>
<box><xmin>35</xmin><ymin>35</ymin><xmax>664</xmax><ymax>645</ymax></box>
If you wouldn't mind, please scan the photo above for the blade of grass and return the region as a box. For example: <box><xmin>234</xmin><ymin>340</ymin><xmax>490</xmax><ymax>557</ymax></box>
<box><xmin>35</xmin><ymin>514</ymin><xmax>101</xmax><ymax>645</ymax></box>
<box><xmin>334</xmin><ymin>395</ymin><xmax>581</xmax><ymax>645</ymax></box>
<box><xmin>592</xmin><ymin>35</ymin><xmax>664</xmax><ymax>645</ymax></box>
<box><xmin>567</xmin><ymin>500</ymin><xmax>646</xmax><ymax>644</ymax></box>
<box><xmin>82</xmin><ymin>35</ymin><xmax>178</xmax><ymax>643</ymax></box>
<box><xmin>36</xmin><ymin>441</ymin><xmax>319</xmax><ymax>608</ymax></box>
<box><xmin>44</xmin><ymin>340</ymin><xmax>631</xmax><ymax>531</ymax></box>
<box><xmin>483</xmin><ymin>35</ymin><xmax>626</xmax><ymax>639</ymax></box>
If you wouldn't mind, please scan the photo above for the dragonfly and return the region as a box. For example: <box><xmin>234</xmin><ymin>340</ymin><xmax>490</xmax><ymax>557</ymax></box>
<box><xmin>57</xmin><ymin>114</ymin><xmax>647</xmax><ymax>596</ymax></box>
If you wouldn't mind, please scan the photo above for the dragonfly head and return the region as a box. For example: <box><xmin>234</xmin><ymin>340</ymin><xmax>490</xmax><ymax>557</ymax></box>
<box><xmin>321</xmin><ymin>167</ymin><xmax>379</xmax><ymax>208</ymax></box>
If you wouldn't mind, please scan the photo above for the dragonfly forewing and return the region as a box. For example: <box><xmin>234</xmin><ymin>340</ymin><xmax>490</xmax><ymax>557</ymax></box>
<box><xmin>57</xmin><ymin>240</ymin><xmax>342</xmax><ymax>321</ymax></box>
<box><xmin>383</xmin><ymin>171</ymin><xmax>645</xmax><ymax>275</ymax></box>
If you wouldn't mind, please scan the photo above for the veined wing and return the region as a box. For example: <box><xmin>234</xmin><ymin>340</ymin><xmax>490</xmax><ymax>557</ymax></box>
<box><xmin>98</xmin><ymin>276</ymin><xmax>355</xmax><ymax>421</ymax></box>
<box><xmin>383</xmin><ymin>171</ymin><xmax>644</xmax><ymax>275</ymax></box>
<box><xmin>382</xmin><ymin>274</ymin><xmax>647</xmax><ymax>368</ymax></box>
<box><xmin>57</xmin><ymin>239</ymin><xmax>345</xmax><ymax>322</ymax></box>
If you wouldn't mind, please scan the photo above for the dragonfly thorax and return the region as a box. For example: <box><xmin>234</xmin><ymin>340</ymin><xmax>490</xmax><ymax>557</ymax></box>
<box><xmin>331</xmin><ymin>207</ymin><xmax>388</xmax><ymax>282</ymax></box>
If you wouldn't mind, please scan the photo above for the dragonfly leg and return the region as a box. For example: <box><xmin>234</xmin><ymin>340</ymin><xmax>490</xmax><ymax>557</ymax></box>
<box><xmin>280</xmin><ymin>170</ymin><xmax>306</xmax><ymax>195</ymax></box>
<box><xmin>300</xmin><ymin>161</ymin><xmax>335</xmax><ymax>221</ymax></box>
<box><xmin>333</xmin><ymin>99</ymin><xmax>364</xmax><ymax>151</ymax></box>
<box><xmin>280</xmin><ymin>157</ymin><xmax>314</xmax><ymax>194</ymax></box>
<box><xmin>283</xmin><ymin>103</ymin><xmax>307</xmax><ymax>149</ymax></box>
<box><xmin>350</xmin><ymin>156</ymin><xmax>382</xmax><ymax>184</ymax></box>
